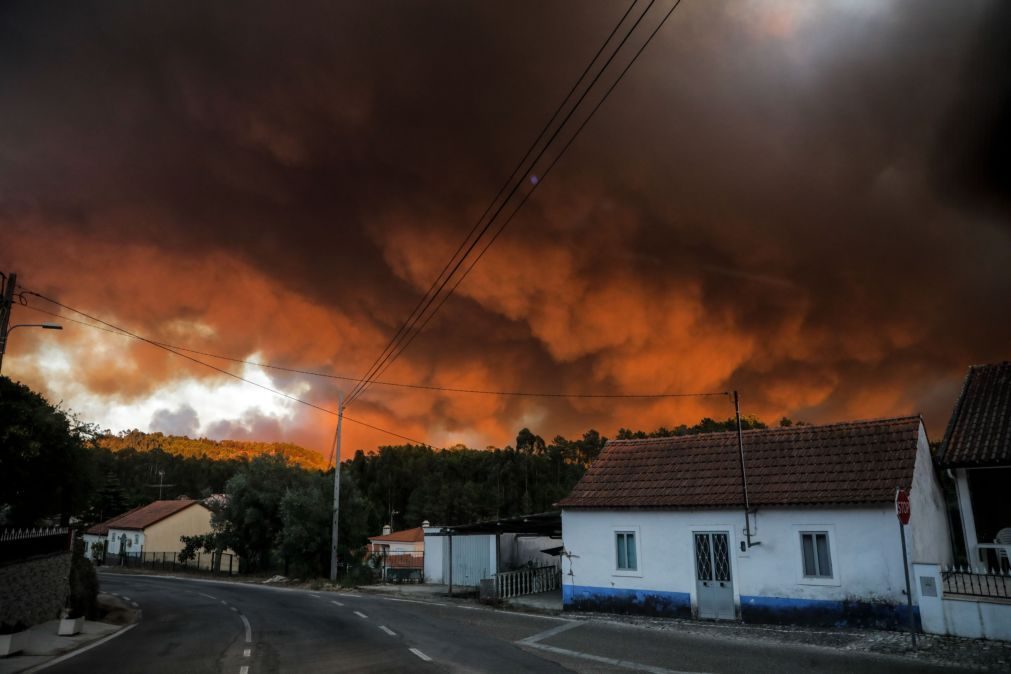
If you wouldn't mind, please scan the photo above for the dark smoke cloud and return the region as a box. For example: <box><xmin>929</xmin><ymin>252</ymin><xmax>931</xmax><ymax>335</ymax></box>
<box><xmin>1</xmin><ymin>1</ymin><xmax>1008</xmax><ymax>453</ymax></box>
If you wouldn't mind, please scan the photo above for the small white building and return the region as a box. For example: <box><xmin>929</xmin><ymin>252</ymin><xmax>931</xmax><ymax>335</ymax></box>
<box><xmin>85</xmin><ymin>499</ymin><xmax>217</xmax><ymax>561</ymax></box>
<box><xmin>559</xmin><ymin>416</ymin><xmax>952</xmax><ymax>628</ymax></box>
<box><xmin>367</xmin><ymin>526</ymin><xmax>425</xmax><ymax>582</ymax></box>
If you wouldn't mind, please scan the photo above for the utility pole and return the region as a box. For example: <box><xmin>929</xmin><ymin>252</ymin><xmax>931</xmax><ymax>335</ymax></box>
<box><xmin>146</xmin><ymin>469</ymin><xmax>176</xmax><ymax>500</ymax></box>
<box><xmin>734</xmin><ymin>390</ymin><xmax>759</xmax><ymax>549</ymax></box>
<box><xmin>0</xmin><ymin>272</ymin><xmax>16</xmax><ymax>373</ymax></box>
<box><xmin>329</xmin><ymin>394</ymin><xmax>344</xmax><ymax>582</ymax></box>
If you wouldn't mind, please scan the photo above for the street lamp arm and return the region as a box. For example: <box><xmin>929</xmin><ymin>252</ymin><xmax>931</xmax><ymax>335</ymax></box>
<box><xmin>6</xmin><ymin>322</ymin><xmax>63</xmax><ymax>335</ymax></box>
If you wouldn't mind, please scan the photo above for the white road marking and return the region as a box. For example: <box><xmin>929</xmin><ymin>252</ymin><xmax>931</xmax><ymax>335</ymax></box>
<box><xmin>354</xmin><ymin>611</ymin><xmax>368</xmax><ymax>619</ymax></box>
<box><xmin>198</xmin><ymin>592</ymin><xmax>218</xmax><ymax>600</ymax></box>
<box><xmin>230</xmin><ymin>606</ymin><xmax>238</xmax><ymax>612</ymax></box>
<box><xmin>309</xmin><ymin>593</ymin><xmax>320</xmax><ymax>599</ymax></box>
<box><xmin>381</xmin><ymin>597</ymin><xmax>428</xmax><ymax>605</ymax></box>
<box><xmin>243</xmin><ymin>648</ymin><xmax>251</xmax><ymax>657</ymax></box>
<box><xmin>331</xmin><ymin>600</ymin><xmax>344</xmax><ymax>607</ymax></box>
<box><xmin>342</xmin><ymin>593</ymin><xmax>361</xmax><ymax>598</ymax></box>
<box><xmin>28</xmin><ymin>624</ymin><xmax>137</xmax><ymax>671</ymax></box>
<box><xmin>240</xmin><ymin>614</ymin><xmax>252</xmax><ymax>643</ymax></box>
<box><xmin>121</xmin><ymin>596</ymin><xmax>131</xmax><ymax>601</ymax></box>
<box><xmin>517</xmin><ymin>621</ymin><xmax>581</xmax><ymax>645</ymax></box>
<box><xmin>521</xmin><ymin>641</ymin><xmax>696</xmax><ymax>674</ymax></box>
<box><xmin>130</xmin><ymin>601</ymin><xmax>139</xmax><ymax>608</ymax></box>
<box><xmin>378</xmin><ymin>625</ymin><xmax>396</xmax><ymax>636</ymax></box>
<box><xmin>409</xmin><ymin>648</ymin><xmax>432</xmax><ymax>662</ymax></box>
<box><xmin>239</xmin><ymin>667</ymin><xmax>249</xmax><ymax>674</ymax></box>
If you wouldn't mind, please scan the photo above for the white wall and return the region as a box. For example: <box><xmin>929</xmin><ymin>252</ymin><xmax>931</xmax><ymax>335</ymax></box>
<box><xmin>563</xmin><ymin>506</ymin><xmax>912</xmax><ymax>611</ymax></box>
<box><xmin>82</xmin><ymin>534</ymin><xmax>104</xmax><ymax>561</ymax></box>
<box><xmin>915</xmin><ymin>563</ymin><xmax>1011</xmax><ymax>641</ymax></box>
<box><xmin>909</xmin><ymin>424</ymin><xmax>953</xmax><ymax>566</ymax></box>
<box><xmin>107</xmin><ymin>528</ymin><xmax>144</xmax><ymax>555</ymax></box>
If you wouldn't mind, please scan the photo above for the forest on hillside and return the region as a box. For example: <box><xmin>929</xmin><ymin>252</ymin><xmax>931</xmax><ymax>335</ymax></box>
<box><xmin>97</xmin><ymin>430</ymin><xmax>327</xmax><ymax>471</ymax></box>
<box><xmin>2</xmin><ymin>374</ymin><xmax>786</xmax><ymax>577</ymax></box>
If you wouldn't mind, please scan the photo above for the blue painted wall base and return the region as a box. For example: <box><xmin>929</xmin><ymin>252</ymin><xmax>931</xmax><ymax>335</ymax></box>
<box><xmin>564</xmin><ymin>585</ymin><xmax>921</xmax><ymax>630</ymax></box>
<box><xmin>563</xmin><ymin>584</ymin><xmax>691</xmax><ymax>618</ymax></box>
<box><xmin>740</xmin><ymin>595</ymin><xmax>921</xmax><ymax>630</ymax></box>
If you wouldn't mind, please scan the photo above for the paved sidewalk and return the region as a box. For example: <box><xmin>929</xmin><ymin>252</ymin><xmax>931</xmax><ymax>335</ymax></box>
<box><xmin>0</xmin><ymin>595</ymin><xmax>138</xmax><ymax>674</ymax></box>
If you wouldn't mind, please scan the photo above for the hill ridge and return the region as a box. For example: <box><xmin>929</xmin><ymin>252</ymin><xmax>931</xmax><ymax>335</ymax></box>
<box><xmin>97</xmin><ymin>429</ymin><xmax>327</xmax><ymax>471</ymax></box>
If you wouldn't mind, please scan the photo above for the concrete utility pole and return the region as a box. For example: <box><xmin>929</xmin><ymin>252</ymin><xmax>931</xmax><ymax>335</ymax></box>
<box><xmin>734</xmin><ymin>390</ymin><xmax>759</xmax><ymax>549</ymax></box>
<box><xmin>329</xmin><ymin>394</ymin><xmax>344</xmax><ymax>582</ymax></box>
<box><xmin>0</xmin><ymin>272</ymin><xmax>16</xmax><ymax>373</ymax></box>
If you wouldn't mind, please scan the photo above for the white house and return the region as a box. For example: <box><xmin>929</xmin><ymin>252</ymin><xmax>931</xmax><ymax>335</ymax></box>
<box><xmin>86</xmin><ymin>499</ymin><xmax>217</xmax><ymax>561</ymax></box>
<box><xmin>559</xmin><ymin>416</ymin><xmax>952</xmax><ymax>628</ymax></box>
<box><xmin>83</xmin><ymin>505</ymin><xmax>143</xmax><ymax>560</ymax></box>
<box><xmin>367</xmin><ymin>526</ymin><xmax>425</xmax><ymax>581</ymax></box>
<box><xmin>937</xmin><ymin>361</ymin><xmax>1011</xmax><ymax>568</ymax></box>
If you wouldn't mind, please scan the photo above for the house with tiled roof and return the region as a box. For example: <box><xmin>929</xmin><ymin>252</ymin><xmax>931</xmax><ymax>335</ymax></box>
<box><xmin>86</xmin><ymin>499</ymin><xmax>216</xmax><ymax>560</ymax></box>
<box><xmin>937</xmin><ymin>361</ymin><xmax>1011</xmax><ymax>568</ymax></box>
<box><xmin>558</xmin><ymin>416</ymin><xmax>952</xmax><ymax>628</ymax></box>
<box><xmin>367</xmin><ymin>526</ymin><xmax>425</xmax><ymax>582</ymax></box>
<box><xmin>82</xmin><ymin>504</ymin><xmax>145</xmax><ymax>560</ymax></box>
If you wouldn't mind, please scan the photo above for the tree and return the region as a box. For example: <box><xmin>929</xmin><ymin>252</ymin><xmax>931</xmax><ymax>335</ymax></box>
<box><xmin>212</xmin><ymin>454</ymin><xmax>303</xmax><ymax>570</ymax></box>
<box><xmin>0</xmin><ymin>377</ymin><xmax>96</xmax><ymax>526</ymax></box>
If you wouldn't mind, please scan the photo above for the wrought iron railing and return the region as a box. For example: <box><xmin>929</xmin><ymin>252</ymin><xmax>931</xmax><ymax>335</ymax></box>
<box><xmin>0</xmin><ymin>527</ymin><xmax>71</xmax><ymax>563</ymax></box>
<box><xmin>942</xmin><ymin>566</ymin><xmax>1011</xmax><ymax>600</ymax></box>
<box><xmin>495</xmin><ymin>565</ymin><xmax>560</xmax><ymax>599</ymax></box>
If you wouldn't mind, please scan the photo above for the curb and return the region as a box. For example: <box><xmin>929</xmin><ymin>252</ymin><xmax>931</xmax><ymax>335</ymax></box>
<box><xmin>19</xmin><ymin>595</ymin><xmax>142</xmax><ymax>674</ymax></box>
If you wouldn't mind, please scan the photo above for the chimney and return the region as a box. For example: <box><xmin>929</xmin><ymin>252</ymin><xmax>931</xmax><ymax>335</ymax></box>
<box><xmin>421</xmin><ymin>520</ymin><xmax>430</xmax><ymax>528</ymax></box>
<box><xmin>382</xmin><ymin>525</ymin><xmax>391</xmax><ymax>536</ymax></box>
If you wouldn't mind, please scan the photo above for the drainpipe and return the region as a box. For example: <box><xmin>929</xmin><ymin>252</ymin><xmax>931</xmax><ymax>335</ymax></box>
<box><xmin>735</xmin><ymin>390</ymin><xmax>760</xmax><ymax>549</ymax></box>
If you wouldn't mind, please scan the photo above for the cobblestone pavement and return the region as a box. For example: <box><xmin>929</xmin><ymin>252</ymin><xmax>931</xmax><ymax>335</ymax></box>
<box><xmin>564</xmin><ymin>611</ymin><xmax>1011</xmax><ymax>672</ymax></box>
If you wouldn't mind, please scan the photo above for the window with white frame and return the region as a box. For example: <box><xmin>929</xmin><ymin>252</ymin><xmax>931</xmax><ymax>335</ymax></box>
<box><xmin>800</xmin><ymin>531</ymin><xmax>832</xmax><ymax>578</ymax></box>
<box><xmin>615</xmin><ymin>531</ymin><xmax>637</xmax><ymax>571</ymax></box>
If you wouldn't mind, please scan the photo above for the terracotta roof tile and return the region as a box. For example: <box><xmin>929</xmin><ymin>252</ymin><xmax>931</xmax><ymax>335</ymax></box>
<box><xmin>368</xmin><ymin>526</ymin><xmax>424</xmax><ymax>543</ymax></box>
<box><xmin>85</xmin><ymin>504</ymin><xmax>147</xmax><ymax>536</ymax></box>
<box><xmin>98</xmin><ymin>500</ymin><xmax>202</xmax><ymax>531</ymax></box>
<box><xmin>559</xmin><ymin>417</ymin><xmax>923</xmax><ymax>509</ymax></box>
<box><xmin>939</xmin><ymin>362</ymin><xmax>1011</xmax><ymax>468</ymax></box>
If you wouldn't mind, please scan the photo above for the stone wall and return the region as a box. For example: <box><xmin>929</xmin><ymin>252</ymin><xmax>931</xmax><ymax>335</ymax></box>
<box><xmin>0</xmin><ymin>553</ymin><xmax>72</xmax><ymax>629</ymax></box>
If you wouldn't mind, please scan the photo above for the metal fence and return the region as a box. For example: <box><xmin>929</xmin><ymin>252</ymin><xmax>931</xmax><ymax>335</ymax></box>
<box><xmin>100</xmin><ymin>550</ymin><xmax>245</xmax><ymax>576</ymax></box>
<box><xmin>495</xmin><ymin>565</ymin><xmax>561</xmax><ymax>599</ymax></box>
<box><xmin>942</xmin><ymin>566</ymin><xmax>1011</xmax><ymax>600</ymax></box>
<box><xmin>372</xmin><ymin>551</ymin><xmax>424</xmax><ymax>583</ymax></box>
<box><xmin>0</xmin><ymin>527</ymin><xmax>71</xmax><ymax>564</ymax></box>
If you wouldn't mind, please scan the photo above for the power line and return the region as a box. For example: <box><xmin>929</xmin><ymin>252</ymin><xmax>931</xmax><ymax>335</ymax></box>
<box><xmin>361</xmin><ymin>0</ymin><xmax>685</xmax><ymax>388</ymax></box>
<box><xmin>346</xmin><ymin>0</ymin><xmax>658</xmax><ymax>407</ymax></box>
<box><xmin>349</xmin><ymin>0</ymin><xmax>685</xmax><ymax>402</ymax></box>
<box><xmin>18</xmin><ymin>299</ymin><xmax>727</xmax><ymax>400</ymax></box>
<box><xmin>19</xmin><ymin>291</ymin><xmax>432</xmax><ymax>449</ymax></box>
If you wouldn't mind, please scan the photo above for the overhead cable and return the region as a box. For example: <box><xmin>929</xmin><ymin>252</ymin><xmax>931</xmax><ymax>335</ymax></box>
<box><xmin>19</xmin><ymin>300</ymin><xmax>725</xmax><ymax>400</ymax></box>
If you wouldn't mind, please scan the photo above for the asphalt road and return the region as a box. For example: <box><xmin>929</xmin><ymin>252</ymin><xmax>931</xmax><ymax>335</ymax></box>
<box><xmin>46</xmin><ymin>572</ymin><xmax>976</xmax><ymax>674</ymax></box>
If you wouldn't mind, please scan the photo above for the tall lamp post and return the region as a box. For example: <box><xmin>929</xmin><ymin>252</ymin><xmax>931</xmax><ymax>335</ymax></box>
<box><xmin>0</xmin><ymin>322</ymin><xmax>63</xmax><ymax>374</ymax></box>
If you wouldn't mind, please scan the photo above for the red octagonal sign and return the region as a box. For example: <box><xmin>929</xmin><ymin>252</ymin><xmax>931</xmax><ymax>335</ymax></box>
<box><xmin>895</xmin><ymin>488</ymin><xmax>911</xmax><ymax>525</ymax></box>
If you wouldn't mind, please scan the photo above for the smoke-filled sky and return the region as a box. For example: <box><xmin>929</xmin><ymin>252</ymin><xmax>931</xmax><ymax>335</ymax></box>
<box><xmin>2</xmin><ymin>1</ymin><xmax>1009</xmax><ymax>457</ymax></box>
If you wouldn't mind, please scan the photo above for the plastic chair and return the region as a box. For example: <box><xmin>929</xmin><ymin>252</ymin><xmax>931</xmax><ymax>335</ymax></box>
<box><xmin>996</xmin><ymin>528</ymin><xmax>1011</xmax><ymax>570</ymax></box>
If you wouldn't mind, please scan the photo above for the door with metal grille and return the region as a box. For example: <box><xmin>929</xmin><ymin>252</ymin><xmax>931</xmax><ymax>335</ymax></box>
<box><xmin>694</xmin><ymin>532</ymin><xmax>735</xmax><ymax>620</ymax></box>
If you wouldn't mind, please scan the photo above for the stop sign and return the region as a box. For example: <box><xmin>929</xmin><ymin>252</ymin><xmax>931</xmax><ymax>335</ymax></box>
<box><xmin>895</xmin><ymin>488</ymin><xmax>911</xmax><ymax>525</ymax></box>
